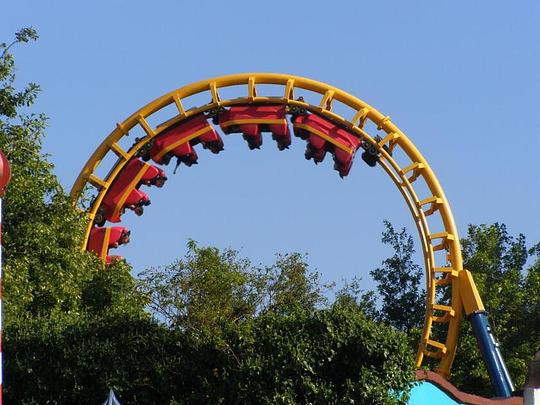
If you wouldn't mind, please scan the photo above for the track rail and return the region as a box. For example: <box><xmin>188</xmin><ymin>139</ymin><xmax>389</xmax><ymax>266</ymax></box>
<box><xmin>70</xmin><ymin>73</ymin><xmax>486</xmax><ymax>378</ymax></box>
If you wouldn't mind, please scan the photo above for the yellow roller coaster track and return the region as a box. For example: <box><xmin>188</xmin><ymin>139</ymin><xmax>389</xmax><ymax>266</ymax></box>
<box><xmin>70</xmin><ymin>73</ymin><xmax>486</xmax><ymax>379</ymax></box>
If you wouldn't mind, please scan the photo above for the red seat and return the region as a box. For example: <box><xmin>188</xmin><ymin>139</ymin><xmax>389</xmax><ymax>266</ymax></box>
<box><xmin>149</xmin><ymin>115</ymin><xmax>223</xmax><ymax>165</ymax></box>
<box><xmin>138</xmin><ymin>163</ymin><xmax>167</xmax><ymax>188</ymax></box>
<box><xmin>218</xmin><ymin>105</ymin><xmax>291</xmax><ymax>150</ymax></box>
<box><xmin>305</xmin><ymin>143</ymin><xmax>327</xmax><ymax>163</ymax></box>
<box><xmin>197</xmin><ymin>127</ymin><xmax>225</xmax><ymax>154</ymax></box>
<box><xmin>293</xmin><ymin>114</ymin><xmax>361</xmax><ymax>177</ymax></box>
<box><xmin>95</xmin><ymin>158</ymin><xmax>162</xmax><ymax>225</ymax></box>
<box><xmin>97</xmin><ymin>188</ymin><xmax>150</xmax><ymax>225</ymax></box>
<box><xmin>87</xmin><ymin>226</ymin><xmax>130</xmax><ymax>263</ymax></box>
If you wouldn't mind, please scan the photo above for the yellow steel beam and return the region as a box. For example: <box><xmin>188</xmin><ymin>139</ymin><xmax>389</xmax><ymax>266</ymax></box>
<box><xmin>459</xmin><ymin>270</ymin><xmax>485</xmax><ymax>315</ymax></box>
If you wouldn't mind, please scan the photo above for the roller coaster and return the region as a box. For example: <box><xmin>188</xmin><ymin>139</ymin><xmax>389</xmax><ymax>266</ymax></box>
<box><xmin>70</xmin><ymin>73</ymin><xmax>515</xmax><ymax>397</ymax></box>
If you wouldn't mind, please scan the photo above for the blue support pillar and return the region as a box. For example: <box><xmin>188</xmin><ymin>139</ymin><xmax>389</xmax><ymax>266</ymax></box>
<box><xmin>469</xmin><ymin>310</ymin><xmax>514</xmax><ymax>397</ymax></box>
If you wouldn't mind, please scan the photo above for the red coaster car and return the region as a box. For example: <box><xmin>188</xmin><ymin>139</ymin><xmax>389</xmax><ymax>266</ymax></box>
<box><xmin>146</xmin><ymin>115</ymin><xmax>223</xmax><ymax>166</ymax></box>
<box><xmin>218</xmin><ymin>105</ymin><xmax>291</xmax><ymax>150</ymax></box>
<box><xmin>87</xmin><ymin>226</ymin><xmax>130</xmax><ymax>264</ymax></box>
<box><xmin>292</xmin><ymin>114</ymin><xmax>361</xmax><ymax>177</ymax></box>
<box><xmin>94</xmin><ymin>158</ymin><xmax>166</xmax><ymax>226</ymax></box>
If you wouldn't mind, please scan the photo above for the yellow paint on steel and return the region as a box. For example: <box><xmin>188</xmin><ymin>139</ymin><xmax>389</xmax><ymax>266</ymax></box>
<box><xmin>152</xmin><ymin>125</ymin><xmax>214</xmax><ymax>162</ymax></box>
<box><xmin>100</xmin><ymin>227</ymin><xmax>111</xmax><ymax>262</ymax></box>
<box><xmin>70</xmin><ymin>73</ymin><xmax>486</xmax><ymax>379</ymax></box>
<box><xmin>294</xmin><ymin>123</ymin><xmax>355</xmax><ymax>154</ymax></box>
<box><xmin>458</xmin><ymin>270</ymin><xmax>485</xmax><ymax>315</ymax></box>
<box><xmin>111</xmin><ymin>164</ymin><xmax>151</xmax><ymax>220</ymax></box>
<box><xmin>220</xmin><ymin>118</ymin><xmax>286</xmax><ymax>128</ymax></box>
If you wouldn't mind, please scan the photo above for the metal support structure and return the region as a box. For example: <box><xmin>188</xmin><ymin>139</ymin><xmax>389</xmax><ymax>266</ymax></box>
<box><xmin>469</xmin><ymin>311</ymin><xmax>514</xmax><ymax>397</ymax></box>
<box><xmin>459</xmin><ymin>269</ymin><xmax>514</xmax><ymax>396</ymax></box>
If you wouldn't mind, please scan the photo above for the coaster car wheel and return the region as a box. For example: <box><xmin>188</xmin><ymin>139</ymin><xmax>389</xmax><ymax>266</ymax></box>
<box><xmin>94</xmin><ymin>206</ymin><xmax>106</xmax><ymax>227</ymax></box>
<box><xmin>135</xmin><ymin>138</ymin><xmax>153</xmax><ymax>161</ymax></box>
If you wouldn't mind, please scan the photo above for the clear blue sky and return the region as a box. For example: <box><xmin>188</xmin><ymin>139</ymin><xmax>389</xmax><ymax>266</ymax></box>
<box><xmin>3</xmin><ymin>1</ymin><xmax>539</xmax><ymax>290</ymax></box>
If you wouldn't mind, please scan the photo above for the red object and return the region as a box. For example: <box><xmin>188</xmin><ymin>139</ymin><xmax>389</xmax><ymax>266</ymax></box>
<box><xmin>293</xmin><ymin>114</ymin><xmax>361</xmax><ymax>177</ymax></box>
<box><xmin>218</xmin><ymin>105</ymin><xmax>291</xmax><ymax>150</ymax></box>
<box><xmin>149</xmin><ymin>115</ymin><xmax>223</xmax><ymax>165</ymax></box>
<box><xmin>87</xmin><ymin>226</ymin><xmax>130</xmax><ymax>263</ymax></box>
<box><xmin>0</xmin><ymin>150</ymin><xmax>11</xmax><ymax>197</ymax></box>
<box><xmin>137</xmin><ymin>162</ymin><xmax>167</xmax><ymax>188</ymax></box>
<box><xmin>96</xmin><ymin>158</ymin><xmax>165</xmax><ymax>225</ymax></box>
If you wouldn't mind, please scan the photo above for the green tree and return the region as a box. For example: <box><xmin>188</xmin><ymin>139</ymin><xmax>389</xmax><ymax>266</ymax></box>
<box><xmin>256</xmin><ymin>251</ymin><xmax>331</xmax><ymax>315</ymax></box>
<box><xmin>5</xmin><ymin>315</ymin><xmax>193</xmax><ymax>404</ymax></box>
<box><xmin>5</xmin><ymin>306</ymin><xmax>416</xmax><ymax>404</ymax></box>
<box><xmin>139</xmin><ymin>240</ymin><xmax>259</xmax><ymax>336</ymax></box>
<box><xmin>1</xmin><ymin>28</ymin><xmax>88</xmax><ymax>320</ymax></box>
<box><xmin>0</xmin><ymin>28</ymin><xmax>145</xmax><ymax>322</ymax></box>
<box><xmin>229</xmin><ymin>306</ymin><xmax>416</xmax><ymax>404</ymax></box>
<box><xmin>81</xmin><ymin>259</ymin><xmax>147</xmax><ymax>317</ymax></box>
<box><xmin>138</xmin><ymin>241</ymin><xmax>329</xmax><ymax>337</ymax></box>
<box><xmin>370</xmin><ymin>220</ymin><xmax>425</xmax><ymax>333</ymax></box>
<box><xmin>0</xmin><ymin>28</ymin><xmax>39</xmax><ymax>117</ymax></box>
<box><xmin>333</xmin><ymin>276</ymin><xmax>378</xmax><ymax>318</ymax></box>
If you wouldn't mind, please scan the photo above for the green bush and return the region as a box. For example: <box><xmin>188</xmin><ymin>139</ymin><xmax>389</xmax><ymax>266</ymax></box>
<box><xmin>5</xmin><ymin>307</ymin><xmax>415</xmax><ymax>404</ymax></box>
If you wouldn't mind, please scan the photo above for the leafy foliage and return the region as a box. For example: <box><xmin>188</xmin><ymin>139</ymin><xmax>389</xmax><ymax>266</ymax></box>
<box><xmin>230</xmin><ymin>306</ymin><xmax>415</xmax><ymax>404</ymax></box>
<box><xmin>5</xmin><ymin>307</ymin><xmax>415</xmax><ymax>404</ymax></box>
<box><xmin>1</xmin><ymin>28</ymin><xmax>39</xmax><ymax>118</ymax></box>
<box><xmin>138</xmin><ymin>241</ymin><xmax>329</xmax><ymax>337</ymax></box>
<box><xmin>82</xmin><ymin>260</ymin><xmax>147</xmax><ymax>317</ymax></box>
<box><xmin>370</xmin><ymin>220</ymin><xmax>425</xmax><ymax>333</ymax></box>
<box><xmin>0</xmin><ymin>29</ymin><xmax>144</xmax><ymax>322</ymax></box>
<box><xmin>139</xmin><ymin>241</ymin><xmax>259</xmax><ymax>335</ymax></box>
<box><xmin>256</xmin><ymin>251</ymin><xmax>331</xmax><ymax>315</ymax></box>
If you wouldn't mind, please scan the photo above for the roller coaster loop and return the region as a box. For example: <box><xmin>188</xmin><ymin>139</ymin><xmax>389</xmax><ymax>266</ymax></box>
<box><xmin>70</xmin><ymin>73</ymin><xmax>514</xmax><ymax>396</ymax></box>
